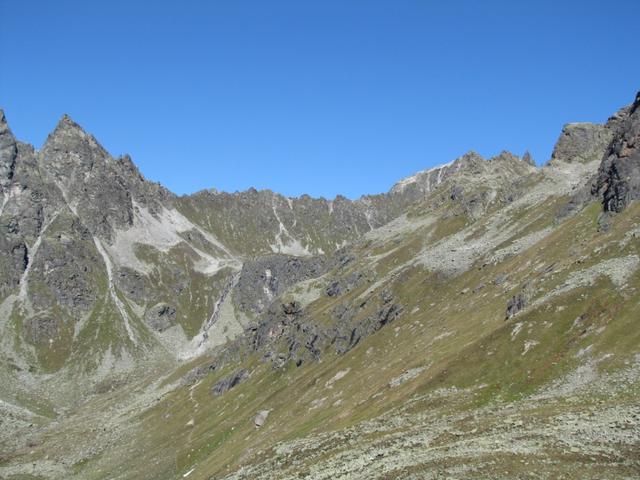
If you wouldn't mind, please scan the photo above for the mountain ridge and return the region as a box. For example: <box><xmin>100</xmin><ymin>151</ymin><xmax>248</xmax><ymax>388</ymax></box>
<box><xmin>0</xmin><ymin>91</ymin><xmax>639</xmax><ymax>480</ymax></box>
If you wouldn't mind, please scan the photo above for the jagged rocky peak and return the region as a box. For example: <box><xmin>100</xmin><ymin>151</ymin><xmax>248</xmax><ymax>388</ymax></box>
<box><xmin>522</xmin><ymin>150</ymin><xmax>535</xmax><ymax>166</ymax></box>
<box><xmin>35</xmin><ymin>115</ymin><xmax>140</xmax><ymax>240</ymax></box>
<box><xmin>0</xmin><ymin>109</ymin><xmax>18</xmax><ymax>189</ymax></box>
<box><xmin>550</xmin><ymin>122</ymin><xmax>613</xmax><ymax>165</ymax></box>
<box><xmin>593</xmin><ymin>91</ymin><xmax>640</xmax><ymax>212</ymax></box>
<box><xmin>43</xmin><ymin>113</ymin><xmax>109</xmax><ymax>158</ymax></box>
<box><xmin>40</xmin><ymin>114</ymin><xmax>112</xmax><ymax>190</ymax></box>
<box><xmin>33</xmin><ymin>114</ymin><xmax>175</xmax><ymax>240</ymax></box>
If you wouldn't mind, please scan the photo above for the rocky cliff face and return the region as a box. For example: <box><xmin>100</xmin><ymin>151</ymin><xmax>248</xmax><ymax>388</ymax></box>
<box><xmin>550</xmin><ymin>122</ymin><xmax>613</xmax><ymax>165</ymax></box>
<box><xmin>593</xmin><ymin>92</ymin><xmax>640</xmax><ymax>212</ymax></box>
<box><xmin>0</xmin><ymin>113</ymin><xmax>240</xmax><ymax>389</ymax></box>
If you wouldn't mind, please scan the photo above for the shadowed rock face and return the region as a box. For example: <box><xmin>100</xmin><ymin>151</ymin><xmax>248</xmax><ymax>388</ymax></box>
<box><xmin>593</xmin><ymin>92</ymin><xmax>640</xmax><ymax>212</ymax></box>
<box><xmin>0</xmin><ymin>110</ymin><xmax>18</xmax><ymax>190</ymax></box>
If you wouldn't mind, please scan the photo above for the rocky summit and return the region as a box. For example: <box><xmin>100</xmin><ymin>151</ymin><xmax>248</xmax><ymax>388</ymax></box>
<box><xmin>0</xmin><ymin>92</ymin><xmax>639</xmax><ymax>480</ymax></box>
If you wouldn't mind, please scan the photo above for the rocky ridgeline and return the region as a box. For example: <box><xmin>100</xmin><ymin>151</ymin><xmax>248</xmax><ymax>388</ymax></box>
<box><xmin>0</xmin><ymin>106</ymin><xmax>538</xmax><ymax>384</ymax></box>
<box><xmin>0</xmin><ymin>91</ymin><xmax>638</xmax><ymax>398</ymax></box>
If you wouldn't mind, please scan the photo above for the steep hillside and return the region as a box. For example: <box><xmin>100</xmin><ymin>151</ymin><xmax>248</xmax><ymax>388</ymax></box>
<box><xmin>0</xmin><ymin>92</ymin><xmax>639</xmax><ymax>480</ymax></box>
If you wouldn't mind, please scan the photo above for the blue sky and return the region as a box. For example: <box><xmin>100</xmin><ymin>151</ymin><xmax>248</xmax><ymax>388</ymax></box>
<box><xmin>1</xmin><ymin>1</ymin><xmax>638</xmax><ymax>199</ymax></box>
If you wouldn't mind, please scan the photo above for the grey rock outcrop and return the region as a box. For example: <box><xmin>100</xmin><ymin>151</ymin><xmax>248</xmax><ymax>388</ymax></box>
<box><xmin>254</xmin><ymin>410</ymin><xmax>270</xmax><ymax>427</ymax></box>
<box><xmin>551</xmin><ymin>123</ymin><xmax>613</xmax><ymax>165</ymax></box>
<box><xmin>0</xmin><ymin>109</ymin><xmax>17</xmax><ymax>190</ymax></box>
<box><xmin>522</xmin><ymin>150</ymin><xmax>535</xmax><ymax>166</ymax></box>
<box><xmin>234</xmin><ymin>254</ymin><xmax>332</xmax><ymax>316</ymax></box>
<box><xmin>144</xmin><ymin>303</ymin><xmax>177</xmax><ymax>332</ymax></box>
<box><xmin>592</xmin><ymin>92</ymin><xmax>640</xmax><ymax>212</ymax></box>
<box><xmin>211</xmin><ymin>369</ymin><xmax>250</xmax><ymax>396</ymax></box>
<box><xmin>505</xmin><ymin>283</ymin><xmax>532</xmax><ymax>319</ymax></box>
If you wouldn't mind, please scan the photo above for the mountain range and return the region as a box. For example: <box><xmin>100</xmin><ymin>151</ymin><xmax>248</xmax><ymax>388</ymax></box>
<box><xmin>0</xmin><ymin>91</ymin><xmax>639</xmax><ymax>479</ymax></box>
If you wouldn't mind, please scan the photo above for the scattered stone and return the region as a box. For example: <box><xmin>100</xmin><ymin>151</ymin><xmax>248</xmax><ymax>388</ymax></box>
<box><xmin>494</xmin><ymin>274</ymin><xmax>508</xmax><ymax>285</ymax></box>
<box><xmin>254</xmin><ymin>410</ymin><xmax>270</xmax><ymax>428</ymax></box>
<box><xmin>389</xmin><ymin>366</ymin><xmax>427</xmax><ymax>388</ymax></box>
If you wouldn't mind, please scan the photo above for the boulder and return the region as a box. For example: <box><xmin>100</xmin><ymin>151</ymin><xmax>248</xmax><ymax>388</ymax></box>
<box><xmin>254</xmin><ymin>410</ymin><xmax>270</xmax><ymax>427</ymax></box>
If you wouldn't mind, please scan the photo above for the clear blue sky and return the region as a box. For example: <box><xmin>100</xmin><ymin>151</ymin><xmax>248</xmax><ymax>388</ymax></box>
<box><xmin>1</xmin><ymin>1</ymin><xmax>638</xmax><ymax>199</ymax></box>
